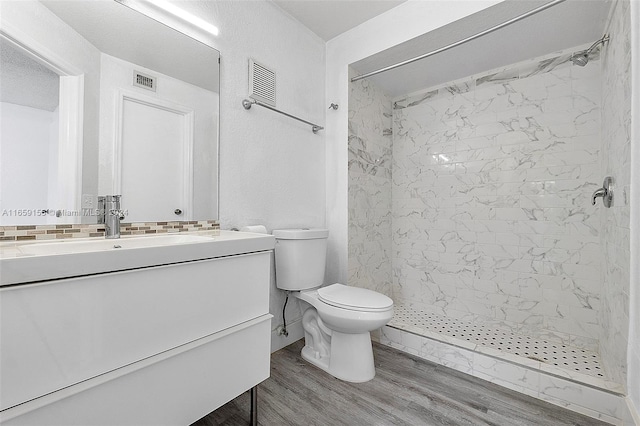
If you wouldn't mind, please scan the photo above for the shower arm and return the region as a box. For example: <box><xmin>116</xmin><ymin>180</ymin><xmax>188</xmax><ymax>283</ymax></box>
<box><xmin>584</xmin><ymin>35</ymin><xmax>610</xmax><ymax>55</ymax></box>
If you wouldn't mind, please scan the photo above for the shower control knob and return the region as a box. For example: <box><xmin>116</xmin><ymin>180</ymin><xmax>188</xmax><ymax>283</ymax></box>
<box><xmin>591</xmin><ymin>176</ymin><xmax>614</xmax><ymax>208</ymax></box>
<box><xmin>174</xmin><ymin>209</ymin><xmax>183</xmax><ymax>216</ymax></box>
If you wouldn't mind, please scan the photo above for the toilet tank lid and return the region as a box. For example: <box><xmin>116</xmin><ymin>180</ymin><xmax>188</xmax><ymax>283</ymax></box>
<box><xmin>272</xmin><ymin>228</ymin><xmax>329</xmax><ymax>240</ymax></box>
<box><xmin>318</xmin><ymin>284</ymin><xmax>393</xmax><ymax>311</ymax></box>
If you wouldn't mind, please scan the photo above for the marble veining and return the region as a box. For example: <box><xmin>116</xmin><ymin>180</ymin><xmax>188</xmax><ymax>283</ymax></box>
<box><xmin>348</xmin><ymin>67</ymin><xmax>393</xmax><ymax>297</ymax></box>
<box><xmin>391</xmin><ymin>42</ymin><xmax>605</xmax><ymax>352</ymax></box>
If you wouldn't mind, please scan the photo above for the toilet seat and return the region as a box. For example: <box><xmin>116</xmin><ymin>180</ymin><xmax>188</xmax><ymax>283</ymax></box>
<box><xmin>317</xmin><ymin>284</ymin><xmax>393</xmax><ymax>312</ymax></box>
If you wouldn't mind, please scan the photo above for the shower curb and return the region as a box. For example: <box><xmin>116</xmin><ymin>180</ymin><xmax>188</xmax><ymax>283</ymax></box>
<box><xmin>380</xmin><ymin>326</ymin><xmax>635</xmax><ymax>425</ymax></box>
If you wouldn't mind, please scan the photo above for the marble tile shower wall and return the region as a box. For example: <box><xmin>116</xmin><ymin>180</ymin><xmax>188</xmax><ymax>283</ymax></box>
<box><xmin>392</xmin><ymin>49</ymin><xmax>603</xmax><ymax>351</ymax></box>
<box><xmin>599</xmin><ymin>0</ymin><xmax>631</xmax><ymax>388</ymax></box>
<box><xmin>348</xmin><ymin>68</ymin><xmax>393</xmax><ymax>297</ymax></box>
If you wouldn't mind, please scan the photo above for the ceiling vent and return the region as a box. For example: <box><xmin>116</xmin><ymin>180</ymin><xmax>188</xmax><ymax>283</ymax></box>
<box><xmin>248</xmin><ymin>59</ymin><xmax>276</xmax><ymax>107</ymax></box>
<box><xmin>133</xmin><ymin>71</ymin><xmax>156</xmax><ymax>92</ymax></box>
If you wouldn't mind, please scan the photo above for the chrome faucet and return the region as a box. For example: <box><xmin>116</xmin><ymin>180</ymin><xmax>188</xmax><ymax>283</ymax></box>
<box><xmin>104</xmin><ymin>195</ymin><xmax>125</xmax><ymax>239</ymax></box>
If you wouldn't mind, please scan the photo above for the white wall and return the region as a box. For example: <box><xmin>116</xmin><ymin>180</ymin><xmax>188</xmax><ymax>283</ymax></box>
<box><xmin>171</xmin><ymin>0</ymin><xmax>326</xmax><ymax>351</ymax></box>
<box><xmin>325</xmin><ymin>0</ymin><xmax>503</xmax><ymax>286</ymax></box>
<box><xmin>628</xmin><ymin>0</ymin><xmax>640</xmax><ymax>421</ymax></box>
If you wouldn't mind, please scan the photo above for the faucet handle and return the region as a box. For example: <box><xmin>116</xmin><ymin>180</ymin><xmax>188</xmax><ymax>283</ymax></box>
<box><xmin>591</xmin><ymin>188</ymin><xmax>606</xmax><ymax>205</ymax></box>
<box><xmin>105</xmin><ymin>195</ymin><xmax>122</xmax><ymax>205</ymax></box>
<box><xmin>110</xmin><ymin>209</ymin><xmax>126</xmax><ymax>221</ymax></box>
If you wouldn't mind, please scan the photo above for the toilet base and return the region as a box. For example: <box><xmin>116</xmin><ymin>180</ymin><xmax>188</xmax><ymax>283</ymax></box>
<box><xmin>301</xmin><ymin>331</ymin><xmax>375</xmax><ymax>383</ymax></box>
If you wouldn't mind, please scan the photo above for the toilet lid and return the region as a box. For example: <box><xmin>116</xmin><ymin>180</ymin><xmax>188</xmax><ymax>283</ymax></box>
<box><xmin>317</xmin><ymin>284</ymin><xmax>393</xmax><ymax>312</ymax></box>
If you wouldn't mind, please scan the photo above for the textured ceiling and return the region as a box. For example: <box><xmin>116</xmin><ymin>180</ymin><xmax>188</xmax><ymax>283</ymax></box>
<box><xmin>350</xmin><ymin>0</ymin><xmax>613</xmax><ymax>97</ymax></box>
<box><xmin>0</xmin><ymin>38</ymin><xmax>59</xmax><ymax>112</ymax></box>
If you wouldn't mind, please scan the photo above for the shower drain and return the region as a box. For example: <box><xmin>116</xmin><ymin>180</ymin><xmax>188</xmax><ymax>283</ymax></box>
<box><xmin>388</xmin><ymin>305</ymin><xmax>606</xmax><ymax>379</ymax></box>
<box><xmin>527</xmin><ymin>356</ymin><xmax>545</xmax><ymax>362</ymax></box>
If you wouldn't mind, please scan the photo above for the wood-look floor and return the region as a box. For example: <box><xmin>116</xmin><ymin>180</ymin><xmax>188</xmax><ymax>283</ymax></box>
<box><xmin>191</xmin><ymin>340</ymin><xmax>608</xmax><ymax>426</ymax></box>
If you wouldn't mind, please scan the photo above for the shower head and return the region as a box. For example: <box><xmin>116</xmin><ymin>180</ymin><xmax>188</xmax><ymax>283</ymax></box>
<box><xmin>570</xmin><ymin>52</ymin><xmax>590</xmax><ymax>67</ymax></box>
<box><xmin>570</xmin><ymin>34</ymin><xmax>610</xmax><ymax>67</ymax></box>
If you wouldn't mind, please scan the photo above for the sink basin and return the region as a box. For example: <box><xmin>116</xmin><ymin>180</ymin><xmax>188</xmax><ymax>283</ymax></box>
<box><xmin>18</xmin><ymin>234</ymin><xmax>213</xmax><ymax>256</ymax></box>
<box><xmin>0</xmin><ymin>231</ymin><xmax>275</xmax><ymax>286</ymax></box>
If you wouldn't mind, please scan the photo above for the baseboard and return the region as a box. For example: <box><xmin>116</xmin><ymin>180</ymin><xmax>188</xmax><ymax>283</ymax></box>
<box><xmin>270</xmin><ymin>318</ymin><xmax>303</xmax><ymax>353</ymax></box>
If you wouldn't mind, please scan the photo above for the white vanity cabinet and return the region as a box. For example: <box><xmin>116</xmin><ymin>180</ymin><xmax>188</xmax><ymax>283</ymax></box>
<box><xmin>0</xmin><ymin>231</ymin><xmax>274</xmax><ymax>425</ymax></box>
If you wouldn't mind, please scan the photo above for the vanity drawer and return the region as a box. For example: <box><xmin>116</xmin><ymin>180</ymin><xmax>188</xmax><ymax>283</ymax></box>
<box><xmin>0</xmin><ymin>251</ymin><xmax>270</xmax><ymax>411</ymax></box>
<box><xmin>1</xmin><ymin>315</ymin><xmax>272</xmax><ymax>425</ymax></box>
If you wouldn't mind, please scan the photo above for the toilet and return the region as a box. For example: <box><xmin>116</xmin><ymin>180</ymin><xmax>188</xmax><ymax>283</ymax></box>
<box><xmin>273</xmin><ymin>228</ymin><xmax>393</xmax><ymax>383</ymax></box>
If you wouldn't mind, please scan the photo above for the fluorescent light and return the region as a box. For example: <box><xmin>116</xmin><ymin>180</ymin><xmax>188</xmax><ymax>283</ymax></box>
<box><xmin>151</xmin><ymin>0</ymin><xmax>219</xmax><ymax>36</ymax></box>
<box><xmin>115</xmin><ymin>0</ymin><xmax>219</xmax><ymax>45</ymax></box>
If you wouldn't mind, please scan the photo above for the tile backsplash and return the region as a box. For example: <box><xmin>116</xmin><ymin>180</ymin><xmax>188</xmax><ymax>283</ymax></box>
<box><xmin>0</xmin><ymin>220</ymin><xmax>220</xmax><ymax>241</ymax></box>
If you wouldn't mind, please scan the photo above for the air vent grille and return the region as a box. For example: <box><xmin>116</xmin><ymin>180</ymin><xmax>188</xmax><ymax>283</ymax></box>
<box><xmin>133</xmin><ymin>71</ymin><xmax>156</xmax><ymax>92</ymax></box>
<box><xmin>249</xmin><ymin>59</ymin><xmax>276</xmax><ymax>106</ymax></box>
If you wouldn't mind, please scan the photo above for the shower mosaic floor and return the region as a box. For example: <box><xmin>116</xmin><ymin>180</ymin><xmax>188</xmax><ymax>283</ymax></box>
<box><xmin>388</xmin><ymin>305</ymin><xmax>607</xmax><ymax>380</ymax></box>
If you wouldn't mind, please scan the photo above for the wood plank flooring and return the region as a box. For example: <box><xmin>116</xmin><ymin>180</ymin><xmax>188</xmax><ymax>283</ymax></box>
<box><xmin>191</xmin><ymin>340</ymin><xmax>609</xmax><ymax>426</ymax></box>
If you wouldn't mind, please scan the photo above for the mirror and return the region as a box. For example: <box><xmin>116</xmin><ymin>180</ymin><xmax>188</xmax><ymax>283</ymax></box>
<box><xmin>0</xmin><ymin>0</ymin><xmax>220</xmax><ymax>225</ymax></box>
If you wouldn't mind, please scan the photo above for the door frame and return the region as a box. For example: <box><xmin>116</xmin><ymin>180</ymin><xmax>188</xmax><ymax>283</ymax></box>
<box><xmin>0</xmin><ymin>29</ymin><xmax>84</xmax><ymax>224</ymax></box>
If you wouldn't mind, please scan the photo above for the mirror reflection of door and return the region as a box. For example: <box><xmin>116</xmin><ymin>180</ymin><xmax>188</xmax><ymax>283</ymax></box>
<box><xmin>0</xmin><ymin>35</ymin><xmax>82</xmax><ymax>225</ymax></box>
<box><xmin>119</xmin><ymin>95</ymin><xmax>193</xmax><ymax>223</ymax></box>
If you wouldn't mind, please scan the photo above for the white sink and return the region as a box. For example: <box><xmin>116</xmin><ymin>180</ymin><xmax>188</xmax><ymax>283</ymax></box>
<box><xmin>0</xmin><ymin>231</ymin><xmax>275</xmax><ymax>286</ymax></box>
<box><xmin>18</xmin><ymin>234</ymin><xmax>213</xmax><ymax>256</ymax></box>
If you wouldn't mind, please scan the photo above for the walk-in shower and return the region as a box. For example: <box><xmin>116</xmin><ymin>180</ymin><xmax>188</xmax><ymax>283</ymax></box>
<box><xmin>348</xmin><ymin>0</ymin><xmax>632</xmax><ymax>422</ymax></box>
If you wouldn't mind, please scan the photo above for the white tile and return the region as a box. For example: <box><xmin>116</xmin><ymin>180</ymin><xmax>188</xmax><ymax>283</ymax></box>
<box><xmin>472</xmin><ymin>353</ymin><xmax>540</xmax><ymax>393</ymax></box>
<box><xmin>538</xmin><ymin>375</ymin><xmax>626</xmax><ymax>420</ymax></box>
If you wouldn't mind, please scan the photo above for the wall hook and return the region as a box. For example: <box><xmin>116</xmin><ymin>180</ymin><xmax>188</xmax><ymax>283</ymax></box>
<box><xmin>328</xmin><ymin>103</ymin><xmax>339</xmax><ymax>110</ymax></box>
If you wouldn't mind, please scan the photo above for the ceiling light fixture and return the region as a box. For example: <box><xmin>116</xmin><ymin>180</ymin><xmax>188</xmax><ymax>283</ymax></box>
<box><xmin>115</xmin><ymin>0</ymin><xmax>219</xmax><ymax>46</ymax></box>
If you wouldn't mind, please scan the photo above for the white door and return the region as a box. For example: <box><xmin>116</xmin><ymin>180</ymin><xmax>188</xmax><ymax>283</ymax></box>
<box><xmin>118</xmin><ymin>95</ymin><xmax>193</xmax><ymax>223</ymax></box>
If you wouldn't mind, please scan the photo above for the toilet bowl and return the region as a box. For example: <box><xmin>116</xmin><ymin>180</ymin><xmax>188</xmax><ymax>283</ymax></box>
<box><xmin>294</xmin><ymin>284</ymin><xmax>393</xmax><ymax>382</ymax></box>
<box><xmin>298</xmin><ymin>284</ymin><xmax>393</xmax><ymax>333</ymax></box>
<box><xmin>273</xmin><ymin>229</ymin><xmax>394</xmax><ymax>383</ymax></box>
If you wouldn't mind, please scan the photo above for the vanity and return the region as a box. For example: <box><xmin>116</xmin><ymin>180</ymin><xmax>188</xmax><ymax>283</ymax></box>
<box><xmin>0</xmin><ymin>231</ymin><xmax>275</xmax><ymax>425</ymax></box>
<box><xmin>0</xmin><ymin>1</ymin><xmax>268</xmax><ymax>423</ymax></box>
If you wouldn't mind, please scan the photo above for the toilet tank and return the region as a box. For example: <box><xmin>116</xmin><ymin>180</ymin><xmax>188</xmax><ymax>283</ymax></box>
<box><xmin>273</xmin><ymin>229</ymin><xmax>329</xmax><ymax>291</ymax></box>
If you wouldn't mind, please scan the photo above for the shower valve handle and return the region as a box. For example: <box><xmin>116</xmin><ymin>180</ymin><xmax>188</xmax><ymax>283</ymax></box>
<box><xmin>591</xmin><ymin>188</ymin><xmax>606</xmax><ymax>205</ymax></box>
<box><xmin>591</xmin><ymin>176</ymin><xmax>614</xmax><ymax>208</ymax></box>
